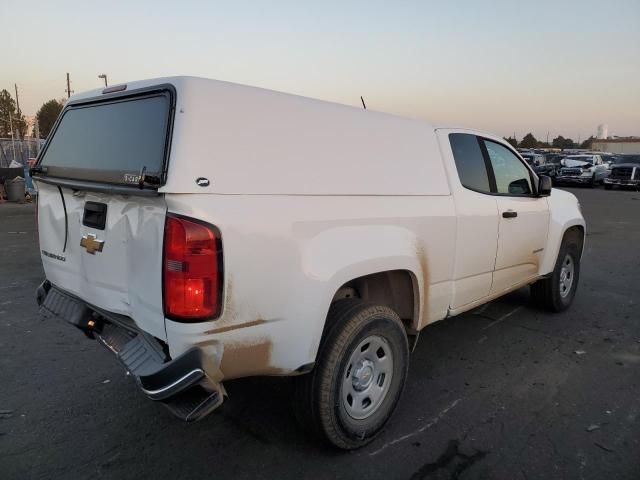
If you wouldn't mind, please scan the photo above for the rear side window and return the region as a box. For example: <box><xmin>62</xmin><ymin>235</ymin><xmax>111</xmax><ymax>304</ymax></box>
<box><xmin>40</xmin><ymin>92</ymin><xmax>172</xmax><ymax>186</ymax></box>
<box><xmin>449</xmin><ymin>133</ymin><xmax>490</xmax><ymax>192</ymax></box>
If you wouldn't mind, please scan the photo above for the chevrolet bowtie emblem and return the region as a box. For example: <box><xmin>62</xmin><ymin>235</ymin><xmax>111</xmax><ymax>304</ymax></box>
<box><xmin>80</xmin><ymin>233</ymin><xmax>105</xmax><ymax>254</ymax></box>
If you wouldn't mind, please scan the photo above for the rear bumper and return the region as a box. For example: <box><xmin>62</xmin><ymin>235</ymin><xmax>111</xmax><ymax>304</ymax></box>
<box><xmin>37</xmin><ymin>280</ymin><xmax>225</xmax><ymax>422</ymax></box>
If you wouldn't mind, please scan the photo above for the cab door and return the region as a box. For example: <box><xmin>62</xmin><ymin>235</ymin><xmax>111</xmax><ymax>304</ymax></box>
<box><xmin>437</xmin><ymin>130</ymin><xmax>499</xmax><ymax>310</ymax></box>
<box><xmin>480</xmin><ymin>139</ymin><xmax>549</xmax><ymax>294</ymax></box>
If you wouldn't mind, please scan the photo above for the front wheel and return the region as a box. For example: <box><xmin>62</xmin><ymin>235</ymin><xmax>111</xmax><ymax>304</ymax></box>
<box><xmin>294</xmin><ymin>299</ymin><xmax>409</xmax><ymax>449</ymax></box>
<box><xmin>531</xmin><ymin>236</ymin><xmax>581</xmax><ymax>312</ymax></box>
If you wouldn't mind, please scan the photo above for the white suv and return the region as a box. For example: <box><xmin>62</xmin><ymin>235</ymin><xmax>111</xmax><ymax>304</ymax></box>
<box><xmin>33</xmin><ymin>77</ymin><xmax>585</xmax><ymax>449</ymax></box>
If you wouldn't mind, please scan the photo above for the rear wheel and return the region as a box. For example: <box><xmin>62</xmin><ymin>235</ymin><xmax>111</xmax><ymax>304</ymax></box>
<box><xmin>294</xmin><ymin>299</ymin><xmax>409</xmax><ymax>449</ymax></box>
<box><xmin>531</xmin><ymin>235</ymin><xmax>581</xmax><ymax>312</ymax></box>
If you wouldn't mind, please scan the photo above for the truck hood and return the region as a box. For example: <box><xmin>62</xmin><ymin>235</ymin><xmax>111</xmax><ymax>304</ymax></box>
<box><xmin>612</xmin><ymin>163</ymin><xmax>640</xmax><ymax>169</ymax></box>
<box><xmin>563</xmin><ymin>159</ymin><xmax>593</xmax><ymax>168</ymax></box>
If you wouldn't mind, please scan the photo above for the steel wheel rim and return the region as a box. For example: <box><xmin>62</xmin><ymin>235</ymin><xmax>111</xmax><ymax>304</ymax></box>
<box><xmin>341</xmin><ymin>335</ymin><xmax>394</xmax><ymax>420</ymax></box>
<box><xmin>559</xmin><ymin>254</ymin><xmax>574</xmax><ymax>298</ymax></box>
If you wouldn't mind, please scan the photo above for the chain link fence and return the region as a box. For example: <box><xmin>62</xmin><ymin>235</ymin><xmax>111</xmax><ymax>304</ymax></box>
<box><xmin>0</xmin><ymin>138</ymin><xmax>45</xmax><ymax>195</ymax></box>
<box><xmin>0</xmin><ymin>138</ymin><xmax>44</xmax><ymax>167</ymax></box>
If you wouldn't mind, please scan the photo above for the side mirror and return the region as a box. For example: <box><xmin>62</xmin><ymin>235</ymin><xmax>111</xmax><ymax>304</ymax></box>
<box><xmin>538</xmin><ymin>175</ymin><xmax>552</xmax><ymax>196</ymax></box>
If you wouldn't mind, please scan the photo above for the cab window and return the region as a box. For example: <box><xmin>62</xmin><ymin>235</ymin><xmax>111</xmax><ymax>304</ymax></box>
<box><xmin>483</xmin><ymin>140</ymin><xmax>533</xmax><ymax>195</ymax></box>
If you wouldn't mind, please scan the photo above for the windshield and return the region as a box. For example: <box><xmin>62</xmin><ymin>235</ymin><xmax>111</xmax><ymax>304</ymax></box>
<box><xmin>615</xmin><ymin>155</ymin><xmax>640</xmax><ymax>165</ymax></box>
<box><xmin>39</xmin><ymin>91</ymin><xmax>172</xmax><ymax>186</ymax></box>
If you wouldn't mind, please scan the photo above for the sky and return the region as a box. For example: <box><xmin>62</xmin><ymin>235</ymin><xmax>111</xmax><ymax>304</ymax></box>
<box><xmin>3</xmin><ymin>0</ymin><xmax>639</xmax><ymax>141</ymax></box>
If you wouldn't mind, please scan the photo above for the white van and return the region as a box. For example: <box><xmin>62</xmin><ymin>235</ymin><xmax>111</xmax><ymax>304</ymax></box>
<box><xmin>33</xmin><ymin>77</ymin><xmax>585</xmax><ymax>449</ymax></box>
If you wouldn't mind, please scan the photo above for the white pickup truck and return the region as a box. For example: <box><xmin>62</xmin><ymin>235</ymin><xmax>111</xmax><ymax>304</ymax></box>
<box><xmin>33</xmin><ymin>77</ymin><xmax>585</xmax><ymax>449</ymax></box>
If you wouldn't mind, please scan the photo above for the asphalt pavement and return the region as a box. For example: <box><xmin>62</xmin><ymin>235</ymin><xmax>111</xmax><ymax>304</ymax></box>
<box><xmin>1</xmin><ymin>187</ymin><xmax>639</xmax><ymax>480</ymax></box>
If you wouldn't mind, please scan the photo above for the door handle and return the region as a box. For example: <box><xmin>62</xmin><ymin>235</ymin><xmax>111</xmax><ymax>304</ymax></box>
<box><xmin>502</xmin><ymin>211</ymin><xmax>518</xmax><ymax>218</ymax></box>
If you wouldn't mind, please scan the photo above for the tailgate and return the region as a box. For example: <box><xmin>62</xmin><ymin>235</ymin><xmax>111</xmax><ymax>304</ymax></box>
<box><xmin>37</xmin><ymin>181</ymin><xmax>168</xmax><ymax>340</ymax></box>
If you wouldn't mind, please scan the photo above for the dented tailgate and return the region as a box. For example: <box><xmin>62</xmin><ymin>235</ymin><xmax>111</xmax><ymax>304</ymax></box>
<box><xmin>37</xmin><ymin>182</ymin><xmax>168</xmax><ymax>339</ymax></box>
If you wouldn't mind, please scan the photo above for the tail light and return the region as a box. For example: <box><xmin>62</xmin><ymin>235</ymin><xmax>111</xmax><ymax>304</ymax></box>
<box><xmin>163</xmin><ymin>214</ymin><xmax>223</xmax><ymax>321</ymax></box>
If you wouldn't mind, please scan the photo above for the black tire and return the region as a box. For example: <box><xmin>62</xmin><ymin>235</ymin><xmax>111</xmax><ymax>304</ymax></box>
<box><xmin>293</xmin><ymin>299</ymin><xmax>409</xmax><ymax>449</ymax></box>
<box><xmin>531</xmin><ymin>236</ymin><xmax>581</xmax><ymax>312</ymax></box>
<box><xmin>604</xmin><ymin>184</ymin><xmax>612</xmax><ymax>190</ymax></box>
<box><xmin>589</xmin><ymin>175</ymin><xmax>596</xmax><ymax>188</ymax></box>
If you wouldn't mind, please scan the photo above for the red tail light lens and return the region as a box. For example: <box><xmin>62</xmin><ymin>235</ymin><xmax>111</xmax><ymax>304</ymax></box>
<box><xmin>163</xmin><ymin>214</ymin><xmax>223</xmax><ymax>321</ymax></box>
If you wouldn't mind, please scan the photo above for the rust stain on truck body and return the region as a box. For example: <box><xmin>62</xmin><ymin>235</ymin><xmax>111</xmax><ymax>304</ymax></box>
<box><xmin>415</xmin><ymin>242</ymin><xmax>431</xmax><ymax>330</ymax></box>
<box><xmin>219</xmin><ymin>338</ymin><xmax>287</xmax><ymax>379</ymax></box>
<box><xmin>204</xmin><ymin>319</ymin><xmax>266</xmax><ymax>335</ymax></box>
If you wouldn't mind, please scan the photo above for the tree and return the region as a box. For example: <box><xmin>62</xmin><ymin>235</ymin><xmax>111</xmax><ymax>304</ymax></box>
<box><xmin>580</xmin><ymin>136</ymin><xmax>595</xmax><ymax>149</ymax></box>
<box><xmin>503</xmin><ymin>136</ymin><xmax>518</xmax><ymax>148</ymax></box>
<box><xmin>36</xmin><ymin>99</ymin><xmax>64</xmax><ymax>139</ymax></box>
<box><xmin>519</xmin><ymin>133</ymin><xmax>538</xmax><ymax>149</ymax></box>
<box><xmin>551</xmin><ymin>136</ymin><xmax>565</xmax><ymax>148</ymax></box>
<box><xmin>552</xmin><ymin>135</ymin><xmax>576</xmax><ymax>150</ymax></box>
<box><xmin>0</xmin><ymin>89</ymin><xmax>27</xmax><ymax>138</ymax></box>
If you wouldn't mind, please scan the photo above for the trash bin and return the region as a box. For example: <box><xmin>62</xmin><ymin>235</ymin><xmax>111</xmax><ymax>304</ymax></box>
<box><xmin>5</xmin><ymin>177</ymin><xmax>26</xmax><ymax>202</ymax></box>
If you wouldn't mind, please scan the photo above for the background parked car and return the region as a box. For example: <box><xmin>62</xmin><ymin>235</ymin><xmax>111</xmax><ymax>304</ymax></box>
<box><xmin>534</xmin><ymin>153</ymin><xmax>564</xmax><ymax>181</ymax></box>
<box><xmin>520</xmin><ymin>152</ymin><xmax>546</xmax><ymax>167</ymax></box>
<box><xmin>604</xmin><ymin>154</ymin><xmax>640</xmax><ymax>190</ymax></box>
<box><xmin>599</xmin><ymin>153</ymin><xmax>620</xmax><ymax>167</ymax></box>
<box><xmin>556</xmin><ymin>154</ymin><xmax>609</xmax><ymax>187</ymax></box>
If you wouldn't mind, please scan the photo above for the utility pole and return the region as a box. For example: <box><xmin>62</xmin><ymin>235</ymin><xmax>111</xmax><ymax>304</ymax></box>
<box><xmin>14</xmin><ymin>84</ymin><xmax>21</xmax><ymax>116</ymax></box>
<box><xmin>35</xmin><ymin>118</ymin><xmax>41</xmax><ymax>154</ymax></box>
<box><xmin>13</xmin><ymin>84</ymin><xmax>22</xmax><ymax>140</ymax></box>
<box><xmin>65</xmin><ymin>72</ymin><xmax>73</xmax><ymax>98</ymax></box>
<box><xmin>8</xmin><ymin>113</ymin><xmax>16</xmax><ymax>162</ymax></box>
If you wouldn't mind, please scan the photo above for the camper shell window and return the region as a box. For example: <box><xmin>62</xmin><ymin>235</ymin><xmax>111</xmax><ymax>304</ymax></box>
<box><xmin>38</xmin><ymin>88</ymin><xmax>174</xmax><ymax>187</ymax></box>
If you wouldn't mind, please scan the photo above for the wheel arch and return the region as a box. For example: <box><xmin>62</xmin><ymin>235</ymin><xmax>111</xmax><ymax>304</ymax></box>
<box><xmin>540</xmin><ymin>219</ymin><xmax>586</xmax><ymax>275</ymax></box>
<box><xmin>539</xmin><ymin>189</ymin><xmax>586</xmax><ymax>275</ymax></box>
<box><xmin>307</xmin><ymin>261</ymin><xmax>424</xmax><ymax>367</ymax></box>
<box><xmin>329</xmin><ymin>269</ymin><xmax>421</xmax><ymax>334</ymax></box>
